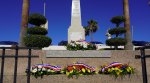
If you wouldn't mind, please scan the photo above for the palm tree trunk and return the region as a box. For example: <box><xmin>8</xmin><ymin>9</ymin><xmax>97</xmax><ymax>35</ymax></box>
<box><xmin>91</xmin><ymin>30</ymin><xmax>93</xmax><ymax>42</ymax></box>
<box><xmin>123</xmin><ymin>0</ymin><xmax>133</xmax><ymax>50</ymax></box>
<box><xmin>19</xmin><ymin>0</ymin><xmax>30</xmax><ymax>47</ymax></box>
<box><xmin>90</xmin><ymin>26</ymin><xmax>93</xmax><ymax>42</ymax></box>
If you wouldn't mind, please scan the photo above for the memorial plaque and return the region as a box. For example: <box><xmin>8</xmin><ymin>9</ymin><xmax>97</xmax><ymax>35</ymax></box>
<box><xmin>70</xmin><ymin>32</ymin><xmax>82</xmax><ymax>41</ymax></box>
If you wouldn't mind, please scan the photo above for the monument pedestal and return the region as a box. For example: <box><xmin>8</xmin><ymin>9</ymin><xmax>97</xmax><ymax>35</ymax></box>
<box><xmin>68</xmin><ymin>26</ymin><xmax>85</xmax><ymax>43</ymax></box>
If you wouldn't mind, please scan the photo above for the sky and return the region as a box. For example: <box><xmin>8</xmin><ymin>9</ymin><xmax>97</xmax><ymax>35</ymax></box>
<box><xmin>0</xmin><ymin>0</ymin><xmax>150</xmax><ymax>45</ymax></box>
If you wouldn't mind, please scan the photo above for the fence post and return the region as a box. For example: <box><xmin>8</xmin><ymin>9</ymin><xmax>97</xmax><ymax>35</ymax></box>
<box><xmin>27</xmin><ymin>48</ymin><xmax>31</xmax><ymax>83</ymax></box>
<box><xmin>140</xmin><ymin>48</ymin><xmax>148</xmax><ymax>83</ymax></box>
<box><xmin>0</xmin><ymin>48</ymin><xmax>5</xmax><ymax>83</ymax></box>
<box><xmin>13</xmin><ymin>47</ymin><xmax>19</xmax><ymax>83</ymax></box>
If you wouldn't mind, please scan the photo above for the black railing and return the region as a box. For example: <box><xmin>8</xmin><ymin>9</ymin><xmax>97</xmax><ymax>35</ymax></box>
<box><xmin>0</xmin><ymin>47</ymin><xmax>38</xmax><ymax>83</ymax></box>
<box><xmin>135</xmin><ymin>46</ymin><xmax>150</xmax><ymax>83</ymax></box>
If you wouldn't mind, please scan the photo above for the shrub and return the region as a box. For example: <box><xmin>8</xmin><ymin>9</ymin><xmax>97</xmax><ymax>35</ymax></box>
<box><xmin>106</xmin><ymin>16</ymin><xmax>126</xmax><ymax>50</ymax></box>
<box><xmin>58</xmin><ymin>41</ymin><xmax>68</xmax><ymax>46</ymax></box>
<box><xmin>27</xmin><ymin>27</ymin><xmax>48</xmax><ymax>35</ymax></box>
<box><xmin>106</xmin><ymin>38</ymin><xmax>127</xmax><ymax>46</ymax></box>
<box><xmin>108</xmin><ymin>27</ymin><xmax>126</xmax><ymax>37</ymax></box>
<box><xmin>110</xmin><ymin>16</ymin><xmax>125</xmax><ymax>27</ymax></box>
<box><xmin>24</xmin><ymin>35</ymin><xmax>52</xmax><ymax>48</ymax></box>
<box><xmin>28</xmin><ymin>13</ymin><xmax>47</xmax><ymax>26</ymax></box>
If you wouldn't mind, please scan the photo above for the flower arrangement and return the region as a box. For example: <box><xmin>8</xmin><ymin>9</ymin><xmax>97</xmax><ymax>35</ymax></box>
<box><xmin>27</xmin><ymin>64</ymin><xmax>62</xmax><ymax>78</ymax></box>
<box><xmin>67</xmin><ymin>40</ymin><xmax>97</xmax><ymax>50</ymax></box>
<box><xmin>26</xmin><ymin>62</ymin><xmax>135</xmax><ymax>79</ymax></box>
<box><xmin>99</xmin><ymin>62</ymin><xmax>135</xmax><ymax>78</ymax></box>
<box><xmin>62</xmin><ymin>62</ymin><xmax>96</xmax><ymax>78</ymax></box>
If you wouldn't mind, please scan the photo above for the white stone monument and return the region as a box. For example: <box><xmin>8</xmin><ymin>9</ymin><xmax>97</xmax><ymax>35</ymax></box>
<box><xmin>106</xmin><ymin>29</ymin><xmax>112</xmax><ymax>39</ymax></box>
<box><xmin>41</xmin><ymin>0</ymin><xmax>48</xmax><ymax>30</ymax></box>
<box><xmin>68</xmin><ymin>0</ymin><xmax>85</xmax><ymax>43</ymax></box>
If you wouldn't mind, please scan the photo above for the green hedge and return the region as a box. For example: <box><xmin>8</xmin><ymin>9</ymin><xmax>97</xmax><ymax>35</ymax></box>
<box><xmin>28</xmin><ymin>13</ymin><xmax>47</xmax><ymax>26</ymax></box>
<box><xmin>106</xmin><ymin>38</ymin><xmax>127</xmax><ymax>46</ymax></box>
<box><xmin>109</xmin><ymin>27</ymin><xmax>126</xmax><ymax>37</ymax></box>
<box><xmin>110</xmin><ymin>16</ymin><xmax>125</xmax><ymax>27</ymax></box>
<box><xmin>24</xmin><ymin>35</ymin><xmax>52</xmax><ymax>48</ymax></box>
<box><xmin>27</xmin><ymin>27</ymin><xmax>48</xmax><ymax>35</ymax></box>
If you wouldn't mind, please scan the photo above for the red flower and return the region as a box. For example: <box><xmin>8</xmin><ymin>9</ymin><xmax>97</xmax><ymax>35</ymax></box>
<box><xmin>67</xmin><ymin>66</ymin><xmax>73</xmax><ymax>72</ymax></box>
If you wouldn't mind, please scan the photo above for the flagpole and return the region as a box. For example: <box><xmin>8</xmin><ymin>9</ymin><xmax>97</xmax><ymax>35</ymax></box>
<box><xmin>132</xmin><ymin>25</ymin><xmax>133</xmax><ymax>41</ymax></box>
<box><xmin>44</xmin><ymin>0</ymin><xmax>46</xmax><ymax>16</ymax></box>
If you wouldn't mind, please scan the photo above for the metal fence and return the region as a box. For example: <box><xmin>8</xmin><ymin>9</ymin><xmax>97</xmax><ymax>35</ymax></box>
<box><xmin>0</xmin><ymin>47</ymin><xmax>38</xmax><ymax>83</ymax></box>
<box><xmin>135</xmin><ymin>46</ymin><xmax>150</xmax><ymax>83</ymax></box>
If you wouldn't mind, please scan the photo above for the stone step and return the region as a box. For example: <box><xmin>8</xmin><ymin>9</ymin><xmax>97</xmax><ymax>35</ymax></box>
<box><xmin>46</xmin><ymin>50</ymin><xmax>111</xmax><ymax>58</ymax></box>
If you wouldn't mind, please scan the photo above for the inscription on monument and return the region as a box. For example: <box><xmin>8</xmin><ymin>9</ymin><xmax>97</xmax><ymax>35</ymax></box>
<box><xmin>72</xmin><ymin>0</ymin><xmax>80</xmax><ymax>17</ymax></box>
<box><xmin>70</xmin><ymin>32</ymin><xmax>83</xmax><ymax>41</ymax></box>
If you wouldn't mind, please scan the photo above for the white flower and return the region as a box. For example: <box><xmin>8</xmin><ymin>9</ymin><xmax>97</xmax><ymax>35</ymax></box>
<box><xmin>38</xmin><ymin>68</ymin><xmax>42</xmax><ymax>71</ymax></box>
<box><xmin>76</xmin><ymin>42</ymin><xmax>80</xmax><ymax>44</ymax></box>
<box><xmin>83</xmin><ymin>44</ymin><xmax>87</xmax><ymax>48</ymax></box>
<box><xmin>32</xmin><ymin>68</ymin><xmax>37</xmax><ymax>73</ymax></box>
<box><xmin>72</xmin><ymin>44</ymin><xmax>75</xmax><ymax>47</ymax></box>
<box><xmin>47</xmin><ymin>69</ymin><xmax>51</xmax><ymax>72</ymax></box>
<box><xmin>42</xmin><ymin>67</ymin><xmax>46</xmax><ymax>71</ymax></box>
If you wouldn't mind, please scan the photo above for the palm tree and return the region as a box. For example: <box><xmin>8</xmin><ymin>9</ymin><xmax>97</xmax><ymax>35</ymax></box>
<box><xmin>86</xmin><ymin>20</ymin><xmax>98</xmax><ymax>42</ymax></box>
<box><xmin>84</xmin><ymin>26</ymin><xmax>90</xmax><ymax>36</ymax></box>
<box><xmin>123</xmin><ymin>0</ymin><xmax>133</xmax><ymax>50</ymax></box>
<box><xmin>19</xmin><ymin>0</ymin><xmax>30</xmax><ymax>47</ymax></box>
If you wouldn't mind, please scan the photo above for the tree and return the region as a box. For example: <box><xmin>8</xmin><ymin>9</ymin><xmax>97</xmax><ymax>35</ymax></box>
<box><xmin>28</xmin><ymin>13</ymin><xmax>47</xmax><ymax>26</ymax></box>
<box><xmin>19</xmin><ymin>0</ymin><xmax>30</xmax><ymax>47</ymax></box>
<box><xmin>84</xmin><ymin>26</ymin><xmax>90</xmax><ymax>36</ymax></box>
<box><xmin>108</xmin><ymin>27</ymin><xmax>126</xmax><ymax>37</ymax></box>
<box><xmin>123</xmin><ymin>0</ymin><xmax>133</xmax><ymax>50</ymax></box>
<box><xmin>24</xmin><ymin>13</ymin><xmax>52</xmax><ymax>48</ymax></box>
<box><xmin>106</xmin><ymin>16</ymin><xmax>126</xmax><ymax>50</ymax></box>
<box><xmin>84</xmin><ymin>20</ymin><xmax>99</xmax><ymax>42</ymax></box>
<box><xmin>110</xmin><ymin>16</ymin><xmax>125</xmax><ymax>27</ymax></box>
<box><xmin>58</xmin><ymin>40</ymin><xmax>68</xmax><ymax>46</ymax></box>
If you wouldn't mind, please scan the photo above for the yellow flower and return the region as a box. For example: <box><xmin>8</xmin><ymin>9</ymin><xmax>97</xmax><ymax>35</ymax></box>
<box><xmin>127</xmin><ymin>68</ymin><xmax>130</xmax><ymax>72</ymax></box>
<box><xmin>73</xmin><ymin>66</ymin><xmax>76</xmax><ymax>69</ymax></box>
<box><xmin>128</xmin><ymin>67</ymin><xmax>132</xmax><ymax>70</ymax></box>
<box><xmin>127</xmin><ymin>67</ymin><xmax>132</xmax><ymax>72</ymax></box>
<box><xmin>108</xmin><ymin>68</ymin><xmax>111</xmax><ymax>72</ymax></box>
<box><xmin>114</xmin><ymin>68</ymin><xmax>119</xmax><ymax>70</ymax></box>
<box><xmin>70</xmin><ymin>70</ymin><xmax>73</xmax><ymax>73</ymax></box>
<box><xmin>118</xmin><ymin>69</ymin><xmax>123</xmax><ymax>73</ymax></box>
<box><xmin>61</xmin><ymin>70</ymin><xmax>64</xmax><ymax>73</ymax></box>
<box><xmin>66</xmin><ymin>71</ymin><xmax>70</xmax><ymax>76</ymax></box>
<box><xmin>95</xmin><ymin>72</ymin><xmax>98</xmax><ymax>74</ymax></box>
<box><xmin>111</xmin><ymin>68</ymin><xmax>115</xmax><ymax>70</ymax></box>
<box><xmin>51</xmin><ymin>70</ymin><xmax>55</xmax><ymax>72</ymax></box>
<box><xmin>82</xmin><ymin>68</ymin><xmax>86</xmax><ymax>73</ymax></box>
<box><xmin>116</xmin><ymin>72</ymin><xmax>120</xmax><ymax>75</ymax></box>
<box><xmin>87</xmin><ymin>69</ymin><xmax>91</xmax><ymax>73</ymax></box>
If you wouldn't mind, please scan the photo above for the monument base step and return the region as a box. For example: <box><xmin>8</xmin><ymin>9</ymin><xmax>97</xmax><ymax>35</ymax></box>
<box><xmin>42</xmin><ymin>46</ymin><xmax>67</xmax><ymax>50</ymax></box>
<box><xmin>46</xmin><ymin>50</ymin><xmax>111</xmax><ymax>58</ymax></box>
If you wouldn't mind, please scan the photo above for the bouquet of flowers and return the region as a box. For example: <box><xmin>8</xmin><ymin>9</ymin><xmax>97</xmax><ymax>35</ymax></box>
<box><xmin>27</xmin><ymin>64</ymin><xmax>62</xmax><ymax>78</ymax></box>
<box><xmin>67</xmin><ymin>40</ymin><xmax>97</xmax><ymax>50</ymax></box>
<box><xmin>62</xmin><ymin>62</ymin><xmax>96</xmax><ymax>78</ymax></box>
<box><xmin>99</xmin><ymin>62</ymin><xmax>135</xmax><ymax>78</ymax></box>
